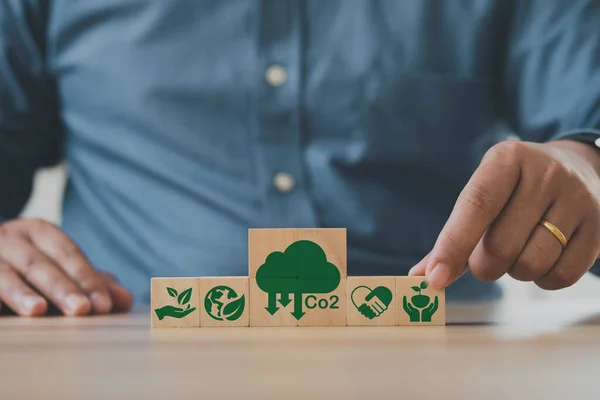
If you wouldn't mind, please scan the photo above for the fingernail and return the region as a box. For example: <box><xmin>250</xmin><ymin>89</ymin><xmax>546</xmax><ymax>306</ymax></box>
<box><xmin>22</xmin><ymin>296</ymin><xmax>39</xmax><ymax>310</ymax></box>
<box><xmin>22</xmin><ymin>296</ymin><xmax>45</xmax><ymax>316</ymax></box>
<box><xmin>65</xmin><ymin>293</ymin><xmax>90</xmax><ymax>315</ymax></box>
<box><xmin>91</xmin><ymin>292</ymin><xmax>112</xmax><ymax>314</ymax></box>
<box><xmin>427</xmin><ymin>264</ymin><xmax>451</xmax><ymax>288</ymax></box>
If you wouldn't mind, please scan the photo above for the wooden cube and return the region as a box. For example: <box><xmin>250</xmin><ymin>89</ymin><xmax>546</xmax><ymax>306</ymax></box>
<box><xmin>248</xmin><ymin>228</ymin><xmax>346</xmax><ymax>279</ymax></box>
<box><xmin>395</xmin><ymin>277</ymin><xmax>445</xmax><ymax>326</ymax></box>
<box><xmin>346</xmin><ymin>276</ymin><xmax>396</xmax><ymax>326</ymax></box>
<box><xmin>249</xmin><ymin>278</ymin><xmax>299</xmax><ymax>327</ymax></box>
<box><xmin>151</xmin><ymin>278</ymin><xmax>200</xmax><ymax>328</ymax></box>
<box><xmin>199</xmin><ymin>277</ymin><xmax>249</xmax><ymax>327</ymax></box>
<box><xmin>297</xmin><ymin>278</ymin><xmax>347</xmax><ymax>327</ymax></box>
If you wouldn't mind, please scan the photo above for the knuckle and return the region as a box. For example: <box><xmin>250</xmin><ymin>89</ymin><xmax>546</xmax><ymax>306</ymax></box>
<box><xmin>541</xmin><ymin>160</ymin><xmax>568</xmax><ymax>185</ymax></box>
<box><xmin>29</xmin><ymin>218</ymin><xmax>49</xmax><ymax>228</ymax></box>
<box><xmin>459</xmin><ymin>183</ymin><xmax>495</xmax><ymax>215</ymax></box>
<box><xmin>469</xmin><ymin>263</ymin><xmax>497</xmax><ymax>282</ymax></box>
<box><xmin>437</xmin><ymin>228</ymin><xmax>471</xmax><ymax>259</ymax></box>
<box><xmin>22</xmin><ymin>257</ymin><xmax>48</xmax><ymax>282</ymax></box>
<box><xmin>538</xmin><ymin>269</ymin><xmax>579</xmax><ymax>290</ymax></box>
<box><xmin>552</xmin><ymin>270</ymin><xmax>579</xmax><ymax>289</ymax></box>
<box><xmin>513</xmin><ymin>243</ymin><xmax>555</xmax><ymax>280</ymax></box>
<box><xmin>484</xmin><ymin>141</ymin><xmax>525</xmax><ymax>165</ymax></box>
<box><xmin>482</xmin><ymin>232</ymin><xmax>516</xmax><ymax>265</ymax></box>
<box><xmin>469</xmin><ymin>235</ymin><xmax>517</xmax><ymax>282</ymax></box>
<box><xmin>53</xmin><ymin>241</ymin><xmax>83</xmax><ymax>265</ymax></box>
<box><xmin>73</xmin><ymin>270</ymin><xmax>103</xmax><ymax>293</ymax></box>
<box><xmin>509</xmin><ymin>261</ymin><xmax>538</xmax><ymax>281</ymax></box>
<box><xmin>99</xmin><ymin>271</ymin><xmax>117</xmax><ymax>282</ymax></box>
<box><xmin>20</xmin><ymin>247</ymin><xmax>41</xmax><ymax>271</ymax></box>
<box><xmin>26</xmin><ymin>218</ymin><xmax>56</xmax><ymax>234</ymax></box>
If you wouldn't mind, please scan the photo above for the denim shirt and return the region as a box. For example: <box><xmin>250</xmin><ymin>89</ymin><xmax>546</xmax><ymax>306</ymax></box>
<box><xmin>1</xmin><ymin>0</ymin><xmax>599</xmax><ymax>303</ymax></box>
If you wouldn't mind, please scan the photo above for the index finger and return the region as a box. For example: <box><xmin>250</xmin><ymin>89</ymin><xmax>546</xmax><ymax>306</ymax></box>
<box><xmin>426</xmin><ymin>145</ymin><xmax>521</xmax><ymax>288</ymax></box>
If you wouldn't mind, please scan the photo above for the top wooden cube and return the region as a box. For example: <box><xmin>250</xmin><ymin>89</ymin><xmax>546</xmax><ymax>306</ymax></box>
<box><xmin>248</xmin><ymin>228</ymin><xmax>347</xmax><ymax>279</ymax></box>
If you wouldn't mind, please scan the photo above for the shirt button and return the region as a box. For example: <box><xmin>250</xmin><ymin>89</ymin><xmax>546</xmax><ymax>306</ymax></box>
<box><xmin>265</xmin><ymin>65</ymin><xmax>287</xmax><ymax>87</ymax></box>
<box><xmin>594</xmin><ymin>137</ymin><xmax>600</xmax><ymax>148</ymax></box>
<box><xmin>273</xmin><ymin>172</ymin><xmax>295</xmax><ymax>193</ymax></box>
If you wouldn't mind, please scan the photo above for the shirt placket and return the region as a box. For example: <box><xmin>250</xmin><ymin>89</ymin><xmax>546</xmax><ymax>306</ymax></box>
<box><xmin>255</xmin><ymin>0</ymin><xmax>317</xmax><ymax>228</ymax></box>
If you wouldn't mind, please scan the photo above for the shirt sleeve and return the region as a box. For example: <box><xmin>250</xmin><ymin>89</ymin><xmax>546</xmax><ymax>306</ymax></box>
<box><xmin>502</xmin><ymin>0</ymin><xmax>600</xmax><ymax>276</ymax></box>
<box><xmin>0</xmin><ymin>0</ymin><xmax>64</xmax><ymax>220</ymax></box>
<box><xmin>502</xmin><ymin>0</ymin><xmax>600</xmax><ymax>143</ymax></box>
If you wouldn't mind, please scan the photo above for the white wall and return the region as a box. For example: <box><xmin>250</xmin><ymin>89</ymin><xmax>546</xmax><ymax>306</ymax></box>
<box><xmin>19</xmin><ymin>166</ymin><xmax>600</xmax><ymax>299</ymax></box>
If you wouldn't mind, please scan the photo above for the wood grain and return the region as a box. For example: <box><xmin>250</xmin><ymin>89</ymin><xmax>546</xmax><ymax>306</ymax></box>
<box><xmin>2</xmin><ymin>300</ymin><xmax>600</xmax><ymax>399</ymax></box>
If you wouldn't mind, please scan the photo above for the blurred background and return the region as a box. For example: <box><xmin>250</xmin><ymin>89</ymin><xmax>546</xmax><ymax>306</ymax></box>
<box><xmin>22</xmin><ymin>164</ymin><xmax>600</xmax><ymax>300</ymax></box>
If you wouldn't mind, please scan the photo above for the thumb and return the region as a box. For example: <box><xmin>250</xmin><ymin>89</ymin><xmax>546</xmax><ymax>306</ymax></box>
<box><xmin>409</xmin><ymin>252</ymin><xmax>431</xmax><ymax>276</ymax></box>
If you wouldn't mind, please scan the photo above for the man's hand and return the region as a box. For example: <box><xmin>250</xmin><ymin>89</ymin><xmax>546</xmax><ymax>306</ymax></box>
<box><xmin>0</xmin><ymin>218</ymin><xmax>133</xmax><ymax>316</ymax></box>
<box><xmin>410</xmin><ymin>140</ymin><xmax>600</xmax><ymax>291</ymax></box>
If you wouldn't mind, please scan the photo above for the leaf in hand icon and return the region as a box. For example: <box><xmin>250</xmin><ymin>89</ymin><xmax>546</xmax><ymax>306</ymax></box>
<box><xmin>351</xmin><ymin>286</ymin><xmax>393</xmax><ymax>320</ymax></box>
<box><xmin>154</xmin><ymin>287</ymin><xmax>197</xmax><ymax>320</ymax></box>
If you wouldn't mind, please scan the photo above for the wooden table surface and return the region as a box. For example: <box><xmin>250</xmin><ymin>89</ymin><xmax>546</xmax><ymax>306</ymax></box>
<box><xmin>1</xmin><ymin>299</ymin><xmax>600</xmax><ymax>400</ymax></box>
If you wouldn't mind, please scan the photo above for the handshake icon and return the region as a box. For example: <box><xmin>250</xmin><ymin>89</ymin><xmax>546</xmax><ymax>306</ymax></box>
<box><xmin>350</xmin><ymin>285</ymin><xmax>394</xmax><ymax>319</ymax></box>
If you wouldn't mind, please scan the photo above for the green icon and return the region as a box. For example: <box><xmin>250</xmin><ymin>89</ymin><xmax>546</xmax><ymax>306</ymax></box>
<box><xmin>154</xmin><ymin>287</ymin><xmax>197</xmax><ymax>321</ymax></box>
<box><xmin>204</xmin><ymin>285</ymin><xmax>245</xmax><ymax>321</ymax></box>
<box><xmin>256</xmin><ymin>240</ymin><xmax>341</xmax><ymax>320</ymax></box>
<box><xmin>351</xmin><ymin>285</ymin><xmax>393</xmax><ymax>319</ymax></box>
<box><xmin>402</xmin><ymin>280</ymin><xmax>439</xmax><ymax>322</ymax></box>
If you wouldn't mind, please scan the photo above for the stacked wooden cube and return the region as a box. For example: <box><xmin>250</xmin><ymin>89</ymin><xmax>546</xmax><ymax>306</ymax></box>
<box><xmin>151</xmin><ymin>228</ymin><xmax>445</xmax><ymax>328</ymax></box>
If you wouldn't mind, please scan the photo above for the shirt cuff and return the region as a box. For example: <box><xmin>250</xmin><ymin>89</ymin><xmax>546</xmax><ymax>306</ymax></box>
<box><xmin>548</xmin><ymin>128</ymin><xmax>600</xmax><ymax>146</ymax></box>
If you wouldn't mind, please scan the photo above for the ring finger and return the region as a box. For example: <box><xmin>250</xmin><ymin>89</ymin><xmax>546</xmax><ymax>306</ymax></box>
<box><xmin>534</xmin><ymin>224</ymin><xmax>598</xmax><ymax>289</ymax></box>
<box><xmin>509</xmin><ymin>202</ymin><xmax>580</xmax><ymax>281</ymax></box>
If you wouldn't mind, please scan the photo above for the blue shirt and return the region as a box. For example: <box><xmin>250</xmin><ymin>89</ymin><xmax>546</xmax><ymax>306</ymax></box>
<box><xmin>1</xmin><ymin>0</ymin><xmax>600</xmax><ymax>304</ymax></box>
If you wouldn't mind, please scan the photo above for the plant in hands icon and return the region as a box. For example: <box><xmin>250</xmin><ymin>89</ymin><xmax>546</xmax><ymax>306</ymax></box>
<box><xmin>402</xmin><ymin>280</ymin><xmax>439</xmax><ymax>322</ymax></box>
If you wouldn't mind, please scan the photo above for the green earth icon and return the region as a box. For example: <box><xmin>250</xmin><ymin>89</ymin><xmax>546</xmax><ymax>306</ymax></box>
<box><xmin>204</xmin><ymin>285</ymin><xmax>245</xmax><ymax>321</ymax></box>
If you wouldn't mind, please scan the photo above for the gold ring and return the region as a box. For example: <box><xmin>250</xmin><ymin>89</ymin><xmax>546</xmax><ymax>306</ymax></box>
<box><xmin>540</xmin><ymin>219</ymin><xmax>568</xmax><ymax>248</ymax></box>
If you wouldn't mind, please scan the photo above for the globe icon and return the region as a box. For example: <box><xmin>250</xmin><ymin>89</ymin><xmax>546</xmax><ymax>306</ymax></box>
<box><xmin>204</xmin><ymin>285</ymin><xmax>246</xmax><ymax>321</ymax></box>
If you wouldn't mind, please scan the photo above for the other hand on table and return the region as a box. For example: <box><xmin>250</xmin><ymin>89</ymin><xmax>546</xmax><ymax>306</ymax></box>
<box><xmin>0</xmin><ymin>218</ymin><xmax>133</xmax><ymax>316</ymax></box>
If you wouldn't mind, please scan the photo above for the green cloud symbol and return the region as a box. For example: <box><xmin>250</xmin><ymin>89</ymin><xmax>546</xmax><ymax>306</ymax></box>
<box><xmin>256</xmin><ymin>240</ymin><xmax>340</xmax><ymax>294</ymax></box>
